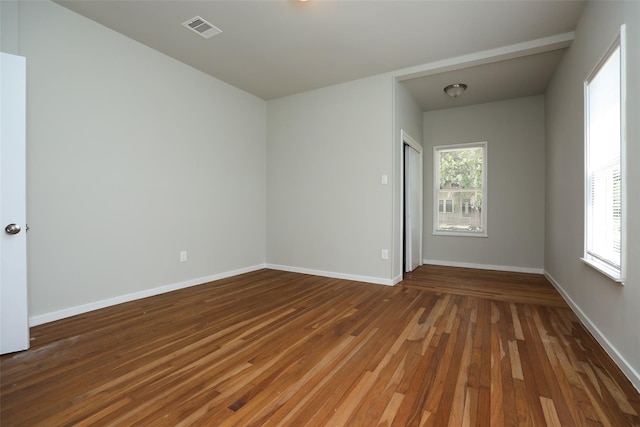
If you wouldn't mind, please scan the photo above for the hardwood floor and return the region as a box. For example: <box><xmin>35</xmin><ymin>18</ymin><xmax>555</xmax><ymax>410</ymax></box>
<box><xmin>1</xmin><ymin>266</ymin><xmax>639</xmax><ymax>426</ymax></box>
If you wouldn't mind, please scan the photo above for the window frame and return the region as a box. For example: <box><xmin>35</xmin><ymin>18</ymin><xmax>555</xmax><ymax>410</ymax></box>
<box><xmin>582</xmin><ymin>25</ymin><xmax>626</xmax><ymax>284</ymax></box>
<box><xmin>433</xmin><ymin>141</ymin><xmax>488</xmax><ymax>237</ymax></box>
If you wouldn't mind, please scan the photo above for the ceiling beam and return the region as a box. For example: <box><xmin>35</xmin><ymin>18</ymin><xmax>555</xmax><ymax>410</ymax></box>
<box><xmin>395</xmin><ymin>32</ymin><xmax>575</xmax><ymax>82</ymax></box>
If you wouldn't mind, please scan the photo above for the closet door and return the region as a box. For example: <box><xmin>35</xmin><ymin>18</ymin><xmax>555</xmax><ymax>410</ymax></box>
<box><xmin>404</xmin><ymin>143</ymin><xmax>422</xmax><ymax>273</ymax></box>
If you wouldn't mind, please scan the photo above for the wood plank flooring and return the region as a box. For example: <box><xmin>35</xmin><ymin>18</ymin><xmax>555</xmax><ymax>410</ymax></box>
<box><xmin>1</xmin><ymin>266</ymin><xmax>639</xmax><ymax>426</ymax></box>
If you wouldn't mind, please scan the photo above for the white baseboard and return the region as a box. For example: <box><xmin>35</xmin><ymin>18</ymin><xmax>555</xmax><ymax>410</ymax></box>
<box><xmin>544</xmin><ymin>270</ymin><xmax>640</xmax><ymax>393</ymax></box>
<box><xmin>423</xmin><ymin>259</ymin><xmax>544</xmax><ymax>275</ymax></box>
<box><xmin>29</xmin><ymin>264</ymin><xmax>268</xmax><ymax>327</ymax></box>
<box><xmin>265</xmin><ymin>264</ymin><xmax>394</xmax><ymax>286</ymax></box>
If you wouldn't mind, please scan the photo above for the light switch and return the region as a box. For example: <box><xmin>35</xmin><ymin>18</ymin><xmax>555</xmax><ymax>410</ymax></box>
<box><xmin>381</xmin><ymin>174</ymin><xmax>388</xmax><ymax>185</ymax></box>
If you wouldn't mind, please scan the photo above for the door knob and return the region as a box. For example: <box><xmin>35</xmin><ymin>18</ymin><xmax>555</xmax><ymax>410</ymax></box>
<box><xmin>5</xmin><ymin>224</ymin><xmax>21</xmax><ymax>235</ymax></box>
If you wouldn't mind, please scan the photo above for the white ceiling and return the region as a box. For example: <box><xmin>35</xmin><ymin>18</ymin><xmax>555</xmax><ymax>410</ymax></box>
<box><xmin>403</xmin><ymin>48</ymin><xmax>569</xmax><ymax>111</ymax></box>
<box><xmin>55</xmin><ymin>0</ymin><xmax>586</xmax><ymax>108</ymax></box>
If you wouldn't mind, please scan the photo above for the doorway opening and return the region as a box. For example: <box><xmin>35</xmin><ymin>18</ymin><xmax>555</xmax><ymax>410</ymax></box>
<box><xmin>401</xmin><ymin>130</ymin><xmax>423</xmax><ymax>276</ymax></box>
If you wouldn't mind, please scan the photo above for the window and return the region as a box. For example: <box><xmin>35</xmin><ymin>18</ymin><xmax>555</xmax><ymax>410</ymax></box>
<box><xmin>462</xmin><ymin>198</ymin><xmax>472</xmax><ymax>217</ymax></box>
<box><xmin>433</xmin><ymin>142</ymin><xmax>487</xmax><ymax>236</ymax></box>
<box><xmin>583</xmin><ymin>26</ymin><xmax>626</xmax><ymax>283</ymax></box>
<box><xmin>439</xmin><ymin>199</ymin><xmax>454</xmax><ymax>213</ymax></box>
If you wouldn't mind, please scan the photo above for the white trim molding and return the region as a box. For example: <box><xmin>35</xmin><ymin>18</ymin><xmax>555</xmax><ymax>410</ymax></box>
<box><xmin>544</xmin><ymin>271</ymin><xmax>640</xmax><ymax>392</ymax></box>
<box><xmin>401</xmin><ymin>129</ymin><xmax>422</xmax><ymax>152</ymax></box>
<box><xmin>423</xmin><ymin>259</ymin><xmax>544</xmax><ymax>275</ymax></box>
<box><xmin>29</xmin><ymin>264</ymin><xmax>268</xmax><ymax>326</ymax></box>
<box><xmin>266</xmin><ymin>264</ymin><xmax>394</xmax><ymax>286</ymax></box>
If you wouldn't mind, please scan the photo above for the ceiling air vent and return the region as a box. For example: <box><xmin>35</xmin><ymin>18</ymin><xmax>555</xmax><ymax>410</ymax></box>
<box><xmin>182</xmin><ymin>16</ymin><xmax>222</xmax><ymax>39</ymax></box>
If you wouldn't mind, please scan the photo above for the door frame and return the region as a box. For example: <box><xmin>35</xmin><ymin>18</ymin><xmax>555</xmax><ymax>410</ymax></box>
<box><xmin>401</xmin><ymin>129</ymin><xmax>423</xmax><ymax>275</ymax></box>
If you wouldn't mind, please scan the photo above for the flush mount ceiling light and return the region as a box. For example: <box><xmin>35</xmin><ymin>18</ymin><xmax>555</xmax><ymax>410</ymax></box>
<box><xmin>444</xmin><ymin>83</ymin><xmax>468</xmax><ymax>98</ymax></box>
<box><xmin>182</xmin><ymin>16</ymin><xmax>222</xmax><ymax>39</ymax></box>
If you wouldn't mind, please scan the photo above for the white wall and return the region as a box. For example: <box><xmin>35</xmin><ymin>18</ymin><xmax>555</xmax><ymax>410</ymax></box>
<box><xmin>393</xmin><ymin>81</ymin><xmax>423</xmax><ymax>281</ymax></box>
<box><xmin>0</xmin><ymin>1</ymin><xmax>19</xmax><ymax>54</ymax></box>
<box><xmin>266</xmin><ymin>75</ymin><xmax>394</xmax><ymax>283</ymax></box>
<box><xmin>8</xmin><ymin>1</ymin><xmax>267</xmax><ymax>321</ymax></box>
<box><xmin>545</xmin><ymin>0</ymin><xmax>640</xmax><ymax>389</ymax></box>
<box><xmin>423</xmin><ymin>96</ymin><xmax>546</xmax><ymax>272</ymax></box>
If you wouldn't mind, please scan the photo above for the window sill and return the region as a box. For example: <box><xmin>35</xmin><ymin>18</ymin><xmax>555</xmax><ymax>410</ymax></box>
<box><xmin>581</xmin><ymin>257</ymin><xmax>624</xmax><ymax>285</ymax></box>
<box><xmin>433</xmin><ymin>231</ymin><xmax>488</xmax><ymax>238</ymax></box>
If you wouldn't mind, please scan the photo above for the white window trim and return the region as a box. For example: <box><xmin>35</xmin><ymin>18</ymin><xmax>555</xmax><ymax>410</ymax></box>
<box><xmin>433</xmin><ymin>141</ymin><xmax>488</xmax><ymax>237</ymax></box>
<box><xmin>582</xmin><ymin>24</ymin><xmax>626</xmax><ymax>284</ymax></box>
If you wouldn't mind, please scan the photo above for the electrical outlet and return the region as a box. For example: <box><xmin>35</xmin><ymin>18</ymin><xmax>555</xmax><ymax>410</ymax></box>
<box><xmin>180</xmin><ymin>251</ymin><xmax>187</xmax><ymax>262</ymax></box>
<box><xmin>381</xmin><ymin>249</ymin><xmax>388</xmax><ymax>260</ymax></box>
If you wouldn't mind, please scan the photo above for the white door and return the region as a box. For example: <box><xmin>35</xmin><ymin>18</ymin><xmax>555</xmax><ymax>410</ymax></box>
<box><xmin>1</xmin><ymin>52</ymin><xmax>29</xmax><ymax>354</ymax></box>
<box><xmin>404</xmin><ymin>142</ymin><xmax>422</xmax><ymax>273</ymax></box>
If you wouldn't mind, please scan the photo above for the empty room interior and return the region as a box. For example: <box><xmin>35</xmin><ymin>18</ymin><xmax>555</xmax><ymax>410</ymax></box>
<box><xmin>1</xmin><ymin>0</ymin><xmax>639</xmax><ymax>425</ymax></box>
